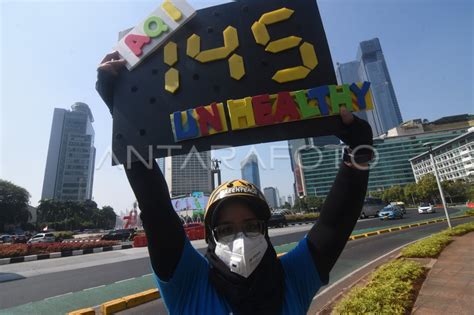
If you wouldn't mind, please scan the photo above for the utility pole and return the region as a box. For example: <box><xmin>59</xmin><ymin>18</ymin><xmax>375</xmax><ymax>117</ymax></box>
<box><xmin>423</xmin><ymin>143</ymin><xmax>452</xmax><ymax>228</ymax></box>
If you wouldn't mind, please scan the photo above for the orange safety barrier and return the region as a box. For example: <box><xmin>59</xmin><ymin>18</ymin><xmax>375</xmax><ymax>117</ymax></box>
<box><xmin>133</xmin><ymin>235</ymin><xmax>148</xmax><ymax>247</ymax></box>
<box><xmin>184</xmin><ymin>223</ymin><xmax>205</xmax><ymax>240</ymax></box>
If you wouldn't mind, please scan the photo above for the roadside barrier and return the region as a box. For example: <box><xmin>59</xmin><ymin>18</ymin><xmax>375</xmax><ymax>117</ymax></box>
<box><xmin>62</xmin><ymin>239</ymin><xmax>101</xmax><ymax>243</ymax></box>
<box><xmin>133</xmin><ymin>235</ymin><xmax>148</xmax><ymax>247</ymax></box>
<box><xmin>0</xmin><ymin>244</ymin><xmax>133</xmax><ymax>265</ymax></box>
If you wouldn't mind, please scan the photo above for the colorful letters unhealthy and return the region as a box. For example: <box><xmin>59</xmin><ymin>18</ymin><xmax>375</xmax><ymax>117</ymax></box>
<box><xmin>171</xmin><ymin>82</ymin><xmax>373</xmax><ymax>142</ymax></box>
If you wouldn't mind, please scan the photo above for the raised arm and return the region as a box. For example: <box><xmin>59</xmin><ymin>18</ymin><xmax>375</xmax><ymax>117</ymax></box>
<box><xmin>306</xmin><ymin>111</ymin><xmax>373</xmax><ymax>283</ymax></box>
<box><xmin>96</xmin><ymin>52</ymin><xmax>185</xmax><ymax>281</ymax></box>
<box><xmin>125</xmin><ymin>160</ymin><xmax>185</xmax><ymax>281</ymax></box>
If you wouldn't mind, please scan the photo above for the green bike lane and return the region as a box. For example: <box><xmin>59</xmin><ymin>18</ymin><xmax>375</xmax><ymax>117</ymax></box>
<box><xmin>1</xmin><ymin>207</ymin><xmax>469</xmax><ymax>315</ymax></box>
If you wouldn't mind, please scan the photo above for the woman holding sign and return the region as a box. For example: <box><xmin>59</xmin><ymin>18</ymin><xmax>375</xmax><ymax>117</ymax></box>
<box><xmin>97</xmin><ymin>51</ymin><xmax>373</xmax><ymax>315</ymax></box>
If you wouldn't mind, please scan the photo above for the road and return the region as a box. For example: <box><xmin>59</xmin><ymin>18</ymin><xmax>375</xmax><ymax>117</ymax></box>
<box><xmin>0</xmin><ymin>207</ymin><xmax>466</xmax><ymax>314</ymax></box>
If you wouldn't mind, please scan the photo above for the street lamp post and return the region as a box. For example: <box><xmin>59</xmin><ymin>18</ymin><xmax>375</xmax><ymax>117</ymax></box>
<box><xmin>423</xmin><ymin>143</ymin><xmax>452</xmax><ymax>229</ymax></box>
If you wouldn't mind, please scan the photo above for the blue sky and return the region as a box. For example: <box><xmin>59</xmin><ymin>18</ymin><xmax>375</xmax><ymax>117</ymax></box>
<box><xmin>1</xmin><ymin>0</ymin><xmax>472</xmax><ymax>214</ymax></box>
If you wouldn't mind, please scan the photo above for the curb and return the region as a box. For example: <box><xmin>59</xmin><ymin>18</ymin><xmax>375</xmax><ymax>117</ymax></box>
<box><xmin>0</xmin><ymin>244</ymin><xmax>133</xmax><ymax>265</ymax></box>
<box><xmin>66</xmin><ymin>289</ymin><xmax>161</xmax><ymax>315</ymax></box>
<box><xmin>69</xmin><ymin>214</ymin><xmax>472</xmax><ymax>314</ymax></box>
<box><xmin>62</xmin><ymin>239</ymin><xmax>102</xmax><ymax>243</ymax></box>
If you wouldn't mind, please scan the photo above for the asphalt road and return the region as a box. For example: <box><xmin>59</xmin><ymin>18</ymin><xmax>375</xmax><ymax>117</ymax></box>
<box><xmin>0</xmin><ymin>207</ymin><xmax>464</xmax><ymax>314</ymax></box>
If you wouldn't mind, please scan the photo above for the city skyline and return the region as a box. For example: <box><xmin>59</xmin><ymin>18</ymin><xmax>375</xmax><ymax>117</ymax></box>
<box><xmin>1</xmin><ymin>0</ymin><xmax>472</xmax><ymax>213</ymax></box>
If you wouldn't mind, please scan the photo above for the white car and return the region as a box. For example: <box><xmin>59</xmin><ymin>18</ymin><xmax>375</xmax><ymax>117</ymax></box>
<box><xmin>418</xmin><ymin>203</ymin><xmax>435</xmax><ymax>214</ymax></box>
<box><xmin>27</xmin><ymin>233</ymin><xmax>56</xmax><ymax>244</ymax></box>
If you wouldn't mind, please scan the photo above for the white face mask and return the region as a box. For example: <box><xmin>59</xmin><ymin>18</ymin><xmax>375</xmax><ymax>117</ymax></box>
<box><xmin>214</xmin><ymin>232</ymin><xmax>268</xmax><ymax>278</ymax></box>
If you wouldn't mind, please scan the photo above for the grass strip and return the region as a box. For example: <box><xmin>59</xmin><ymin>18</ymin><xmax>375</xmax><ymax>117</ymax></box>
<box><xmin>401</xmin><ymin>221</ymin><xmax>474</xmax><ymax>258</ymax></box>
<box><xmin>333</xmin><ymin>259</ymin><xmax>426</xmax><ymax>315</ymax></box>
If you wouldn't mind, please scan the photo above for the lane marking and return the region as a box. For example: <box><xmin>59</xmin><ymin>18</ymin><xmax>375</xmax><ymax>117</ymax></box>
<box><xmin>115</xmin><ymin>278</ymin><xmax>135</xmax><ymax>284</ymax></box>
<box><xmin>83</xmin><ymin>285</ymin><xmax>105</xmax><ymax>291</ymax></box>
<box><xmin>44</xmin><ymin>292</ymin><xmax>73</xmax><ymax>300</ymax></box>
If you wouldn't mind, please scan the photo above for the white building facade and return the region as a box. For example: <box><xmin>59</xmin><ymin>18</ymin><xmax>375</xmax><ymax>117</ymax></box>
<box><xmin>410</xmin><ymin>128</ymin><xmax>474</xmax><ymax>182</ymax></box>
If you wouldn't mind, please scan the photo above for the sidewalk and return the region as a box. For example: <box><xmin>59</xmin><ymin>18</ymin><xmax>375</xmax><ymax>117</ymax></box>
<box><xmin>412</xmin><ymin>232</ymin><xmax>474</xmax><ymax>315</ymax></box>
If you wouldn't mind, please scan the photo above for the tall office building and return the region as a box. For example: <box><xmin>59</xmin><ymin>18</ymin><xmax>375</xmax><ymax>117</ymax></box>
<box><xmin>298</xmin><ymin>115</ymin><xmax>473</xmax><ymax>197</ymax></box>
<box><xmin>287</xmin><ymin>195</ymin><xmax>293</xmax><ymax>207</ymax></box>
<box><xmin>164</xmin><ymin>151</ymin><xmax>212</xmax><ymax>197</ymax></box>
<box><xmin>288</xmin><ymin>136</ymin><xmax>339</xmax><ymax>198</ymax></box>
<box><xmin>263</xmin><ymin>187</ymin><xmax>279</xmax><ymax>209</ymax></box>
<box><xmin>336</xmin><ymin>38</ymin><xmax>403</xmax><ymax>136</ymax></box>
<box><xmin>241</xmin><ymin>153</ymin><xmax>261</xmax><ymax>189</ymax></box>
<box><xmin>288</xmin><ymin>138</ymin><xmax>312</xmax><ymax>198</ymax></box>
<box><xmin>42</xmin><ymin>103</ymin><xmax>96</xmax><ymax>201</ymax></box>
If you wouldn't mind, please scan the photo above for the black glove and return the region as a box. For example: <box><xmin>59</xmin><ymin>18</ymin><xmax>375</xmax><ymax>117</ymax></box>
<box><xmin>337</xmin><ymin>115</ymin><xmax>374</xmax><ymax>164</ymax></box>
<box><xmin>96</xmin><ymin>69</ymin><xmax>117</xmax><ymax>115</ymax></box>
<box><xmin>95</xmin><ymin>51</ymin><xmax>127</xmax><ymax>114</ymax></box>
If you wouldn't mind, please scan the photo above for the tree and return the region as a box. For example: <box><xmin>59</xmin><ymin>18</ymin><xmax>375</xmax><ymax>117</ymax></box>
<box><xmin>442</xmin><ymin>180</ymin><xmax>470</xmax><ymax>203</ymax></box>
<box><xmin>404</xmin><ymin>183</ymin><xmax>419</xmax><ymax>205</ymax></box>
<box><xmin>306</xmin><ymin>196</ymin><xmax>324</xmax><ymax>211</ymax></box>
<box><xmin>368</xmin><ymin>190</ymin><xmax>383</xmax><ymax>199</ymax></box>
<box><xmin>93</xmin><ymin>206</ymin><xmax>117</xmax><ymax>229</ymax></box>
<box><xmin>293</xmin><ymin>197</ymin><xmax>308</xmax><ymax>212</ymax></box>
<box><xmin>0</xmin><ymin>180</ymin><xmax>31</xmax><ymax>232</ymax></box>
<box><xmin>37</xmin><ymin>199</ymin><xmax>112</xmax><ymax>231</ymax></box>
<box><xmin>416</xmin><ymin>174</ymin><xmax>439</xmax><ymax>204</ymax></box>
<box><xmin>382</xmin><ymin>186</ymin><xmax>404</xmax><ymax>203</ymax></box>
<box><xmin>282</xmin><ymin>202</ymin><xmax>292</xmax><ymax>210</ymax></box>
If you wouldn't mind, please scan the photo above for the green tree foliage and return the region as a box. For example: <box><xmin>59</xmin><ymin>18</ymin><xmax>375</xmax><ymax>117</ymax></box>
<box><xmin>0</xmin><ymin>180</ymin><xmax>31</xmax><ymax>232</ymax></box>
<box><xmin>381</xmin><ymin>185</ymin><xmax>404</xmax><ymax>203</ymax></box>
<box><xmin>441</xmin><ymin>180</ymin><xmax>471</xmax><ymax>203</ymax></box>
<box><xmin>468</xmin><ymin>185</ymin><xmax>474</xmax><ymax>202</ymax></box>
<box><xmin>367</xmin><ymin>190</ymin><xmax>383</xmax><ymax>199</ymax></box>
<box><xmin>37</xmin><ymin>199</ymin><xmax>117</xmax><ymax>231</ymax></box>
<box><xmin>416</xmin><ymin>174</ymin><xmax>439</xmax><ymax>203</ymax></box>
<box><xmin>293</xmin><ymin>197</ymin><xmax>308</xmax><ymax>212</ymax></box>
<box><xmin>282</xmin><ymin>202</ymin><xmax>292</xmax><ymax>210</ymax></box>
<box><xmin>93</xmin><ymin>206</ymin><xmax>117</xmax><ymax>230</ymax></box>
<box><xmin>403</xmin><ymin>183</ymin><xmax>420</xmax><ymax>205</ymax></box>
<box><xmin>306</xmin><ymin>196</ymin><xmax>324</xmax><ymax>211</ymax></box>
<box><xmin>293</xmin><ymin>196</ymin><xmax>324</xmax><ymax>212</ymax></box>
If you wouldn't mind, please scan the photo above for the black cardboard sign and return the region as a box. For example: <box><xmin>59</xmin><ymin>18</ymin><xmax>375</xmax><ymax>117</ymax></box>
<box><xmin>112</xmin><ymin>0</ymin><xmax>342</xmax><ymax>165</ymax></box>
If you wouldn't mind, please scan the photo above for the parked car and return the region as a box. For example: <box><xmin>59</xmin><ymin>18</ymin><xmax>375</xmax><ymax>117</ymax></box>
<box><xmin>390</xmin><ymin>201</ymin><xmax>406</xmax><ymax>214</ymax></box>
<box><xmin>0</xmin><ymin>234</ymin><xmax>13</xmax><ymax>244</ymax></box>
<box><xmin>13</xmin><ymin>235</ymin><xmax>28</xmax><ymax>243</ymax></box>
<box><xmin>27</xmin><ymin>233</ymin><xmax>56</xmax><ymax>244</ymax></box>
<box><xmin>268</xmin><ymin>214</ymin><xmax>288</xmax><ymax>228</ymax></box>
<box><xmin>418</xmin><ymin>203</ymin><xmax>435</xmax><ymax>214</ymax></box>
<box><xmin>101</xmin><ymin>229</ymin><xmax>135</xmax><ymax>241</ymax></box>
<box><xmin>360</xmin><ymin>197</ymin><xmax>386</xmax><ymax>218</ymax></box>
<box><xmin>379</xmin><ymin>205</ymin><xmax>404</xmax><ymax>220</ymax></box>
<box><xmin>183</xmin><ymin>223</ymin><xmax>205</xmax><ymax>240</ymax></box>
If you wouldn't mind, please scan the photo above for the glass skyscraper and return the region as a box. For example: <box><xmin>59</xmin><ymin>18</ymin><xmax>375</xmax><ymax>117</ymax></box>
<box><xmin>42</xmin><ymin>103</ymin><xmax>96</xmax><ymax>201</ymax></box>
<box><xmin>263</xmin><ymin>187</ymin><xmax>279</xmax><ymax>209</ymax></box>
<box><xmin>336</xmin><ymin>38</ymin><xmax>403</xmax><ymax>136</ymax></box>
<box><xmin>240</xmin><ymin>153</ymin><xmax>261</xmax><ymax>189</ymax></box>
